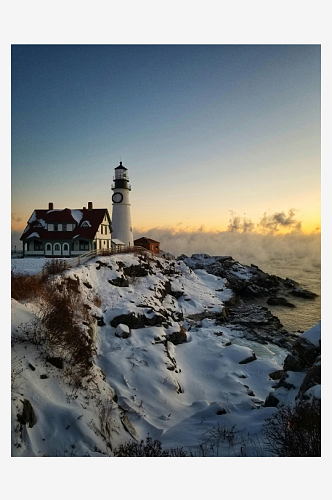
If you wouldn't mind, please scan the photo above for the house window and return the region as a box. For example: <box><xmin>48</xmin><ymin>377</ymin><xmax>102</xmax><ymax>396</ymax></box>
<box><xmin>54</xmin><ymin>224</ymin><xmax>58</xmax><ymax>231</ymax></box>
<box><xmin>79</xmin><ymin>240</ymin><xmax>89</xmax><ymax>250</ymax></box>
<box><xmin>46</xmin><ymin>243</ymin><xmax>51</xmax><ymax>251</ymax></box>
<box><xmin>62</xmin><ymin>224</ymin><xmax>67</xmax><ymax>231</ymax></box>
<box><xmin>34</xmin><ymin>241</ymin><xmax>43</xmax><ymax>251</ymax></box>
<box><xmin>54</xmin><ymin>243</ymin><xmax>60</xmax><ymax>251</ymax></box>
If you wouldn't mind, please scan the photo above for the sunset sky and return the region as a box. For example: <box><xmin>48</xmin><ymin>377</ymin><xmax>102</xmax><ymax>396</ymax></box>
<box><xmin>11</xmin><ymin>44</ymin><xmax>321</xmax><ymax>245</ymax></box>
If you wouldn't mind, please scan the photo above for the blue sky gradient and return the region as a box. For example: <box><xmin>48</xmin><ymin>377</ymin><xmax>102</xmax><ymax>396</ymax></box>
<box><xmin>11</xmin><ymin>44</ymin><xmax>321</xmax><ymax>237</ymax></box>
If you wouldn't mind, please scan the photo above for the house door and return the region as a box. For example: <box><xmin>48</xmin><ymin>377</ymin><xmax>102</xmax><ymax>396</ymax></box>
<box><xmin>45</xmin><ymin>243</ymin><xmax>52</xmax><ymax>256</ymax></box>
<box><xmin>63</xmin><ymin>243</ymin><xmax>69</xmax><ymax>256</ymax></box>
<box><xmin>54</xmin><ymin>243</ymin><xmax>61</xmax><ymax>256</ymax></box>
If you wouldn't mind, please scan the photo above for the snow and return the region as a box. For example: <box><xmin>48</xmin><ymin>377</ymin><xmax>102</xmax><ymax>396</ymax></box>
<box><xmin>28</xmin><ymin>211</ymin><xmax>37</xmax><ymax>223</ymax></box>
<box><xmin>26</xmin><ymin>231</ymin><xmax>40</xmax><ymax>239</ymax></box>
<box><xmin>71</xmin><ymin>209</ymin><xmax>83</xmax><ymax>224</ymax></box>
<box><xmin>11</xmin><ymin>252</ymin><xmax>320</xmax><ymax>457</ymax></box>
<box><xmin>11</xmin><ymin>257</ymin><xmax>49</xmax><ymax>275</ymax></box>
<box><xmin>301</xmin><ymin>321</ymin><xmax>321</xmax><ymax>347</ymax></box>
<box><xmin>304</xmin><ymin>384</ymin><xmax>321</xmax><ymax>400</ymax></box>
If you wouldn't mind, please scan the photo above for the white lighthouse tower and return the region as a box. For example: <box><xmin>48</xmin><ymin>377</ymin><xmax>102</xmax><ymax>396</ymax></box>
<box><xmin>111</xmin><ymin>161</ymin><xmax>133</xmax><ymax>247</ymax></box>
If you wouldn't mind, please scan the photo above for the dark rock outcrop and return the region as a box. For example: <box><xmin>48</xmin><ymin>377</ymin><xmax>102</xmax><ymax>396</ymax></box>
<box><xmin>224</xmin><ymin>303</ymin><xmax>297</xmax><ymax>349</ymax></box>
<box><xmin>109</xmin><ymin>276</ymin><xmax>129</xmax><ymax>287</ymax></box>
<box><xmin>166</xmin><ymin>326</ymin><xmax>187</xmax><ymax>345</ymax></box>
<box><xmin>264</xmin><ymin>324</ymin><xmax>321</xmax><ymax>406</ymax></box>
<box><xmin>123</xmin><ymin>264</ymin><xmax>150</xmax><ymax>278</ymax></box>
<box><xmin>298</xmin><ymin>358</ymin><xmax>321</xmax><ymax>398</ymax></box>
<box><xmin>17</xmin><ymin>399</ymin><xmax>37</xmax><ymax>427</ymax></box>
<box><xmin>264</xmin><ymin>393</ymin><xmax>280</xmax><ymax>407</ymax></box>
<box><xmin>179</xmin><ymin>253</ymin><xmax>318</xmax><ymax>305</ymax></box>
<box><xmin>267</xmin><ymin>297</ymin><xmax>296</xmax><ymax>308</ymax></box>
<box><xmin>269</xmin><ymin>369</ymin><xmax>284</xmax><ymax>380</ymax></box>
<box><xmin>46</xmin><ymin>356</ymin><xmax>64</xmax><ymax>369</ymax></box>
<box><xmin>111</xmin><ymin>311</ymin><xmax>167</xmax><ymax>329</ymax></box>
<box><xmin>290</xmin><ymin>288</ymin><xmax>318</xmax><ymax>299</ymax></box>
<box><xmin>178</xmin><ymin>253</ymin><xmax>318</xmax><ymax>348</ymax></box>
<box><xmin>283</xmin><ymin>336</ymin><xmax>320</xmax><ymax>372</ymax></box>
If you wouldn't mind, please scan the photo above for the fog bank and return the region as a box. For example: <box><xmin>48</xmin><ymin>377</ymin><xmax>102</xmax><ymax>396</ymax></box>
<box><xmin>134</xmin><ymin>227</ymin><xmax>321</xmax><ymax>272</ymax></box>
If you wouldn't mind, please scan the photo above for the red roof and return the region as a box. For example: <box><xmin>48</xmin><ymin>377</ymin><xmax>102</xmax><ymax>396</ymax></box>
<box><xmin>20</xmin><ymin>208</ymin><xmax>111</xmax><ymax>241</ymax></box>
<box><xmin>134</xmin><ymin>237</ymin><xmax>160</xmax><ymax>245</ymax></box>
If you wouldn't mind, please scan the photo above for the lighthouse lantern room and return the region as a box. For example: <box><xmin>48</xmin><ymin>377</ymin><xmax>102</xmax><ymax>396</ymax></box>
<box><xmin>111</xmin><ymin>162</ymin><xmax>133</xmax><ymax>247</ymax></box>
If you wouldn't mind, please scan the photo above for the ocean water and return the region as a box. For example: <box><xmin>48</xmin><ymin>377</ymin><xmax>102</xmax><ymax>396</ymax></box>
<box><xmin>250</xmin><ymin>257</ymin><xmax>321</xmax><ymax>334</ymax></box>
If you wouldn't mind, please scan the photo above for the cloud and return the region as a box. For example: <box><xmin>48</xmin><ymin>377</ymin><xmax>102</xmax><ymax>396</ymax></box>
<box><xmin>258</xmin><ymin>208</ymin><xmax>302</xmax><ymax>233</ymax></box>
<box><xmin>227</xmin><ymin>211</ymin><xmax>255</xmax><ymax>233</ymax></box>
<box><xmin>227</xmin><ymin>208</ymin><xmax>302</xmax><ymax>234</ymax></box>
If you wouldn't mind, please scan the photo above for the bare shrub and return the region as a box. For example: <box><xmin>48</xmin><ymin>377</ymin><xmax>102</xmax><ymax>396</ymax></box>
<box><xmin>40</xmin><ymin>278</ymin><xmax>94</xmax><ymax>380</ymax></box>
<box><xmin>93</xmin><ymin>294</ymin><xmax>102</xmax><ymax>308</ymax></box>
<box><xmin>262</xmin><ymin>399</ymin><xmax>321</xmax><ymax>457</ymax></box>
<box><xmin>95</xmin><ymin>397</ymin><xmax>117</xmax><ymax>443</ymax></box>
<box><xmin>42</xmin><ymin>259</ymin><xmax>69</xmax><ymax>276</ymax></box>
<box><xmin>13</xmin><ymin>319</ymin><xmax>47</xmax><ymax>347</ymax></box>
<box><xmin>113</xmin><ymin>435</ymin><xmax>187</xmax><ymax>457</ymax></box>
<box><xmin>11</xmin><ymin>356</ymin><xmax>24</xmax><ymax>398</ymax></box>
<box><xmin>11</xmin><ymin>271</ymin><xmax>44</xmax><ymax>301</ymax></box>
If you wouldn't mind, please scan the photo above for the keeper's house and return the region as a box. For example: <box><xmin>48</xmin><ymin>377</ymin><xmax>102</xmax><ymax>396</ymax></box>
<box><xmin>20</xmin><ymin>202</ymin><xmax>112</xmax><ymax>258</ymax></box>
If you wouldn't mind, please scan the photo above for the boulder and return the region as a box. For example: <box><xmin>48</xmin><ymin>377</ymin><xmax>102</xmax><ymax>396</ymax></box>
<box><xmin>239</xmin><ymin>352</ymin><xmax>257</xmax><ymax>364</ymax></box>
<box><xmin>115</xmin><ymin>323</ymin><xmax>131</xmax><ymax>339</ymax></box>
<box><xmin>269</xmin><ymin>369</ymin><xmax>284</xmax><ymax>380</ymax></box>
<box><xmin>293</xmin><ymin>336</ymin><xmax>320</xmax><ymax>369</ymax></box>
<box><xmin>297</xmin><ymin>359</ymin><xmax>321</xmax><ymax>399</ymax></box>
<box><xmin>166</xmin><ymin>326</ymin><xmax>187</xmax><ymax>345</ymax></box>
<box><xmin>264</xmin><ymin>392</ymin><xmax>280</xmax><ymax>407</ymax></box>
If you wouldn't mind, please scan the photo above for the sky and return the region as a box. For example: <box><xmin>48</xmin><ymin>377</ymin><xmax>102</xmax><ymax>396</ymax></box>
<box><xmin>11</xmin><ymin>44</ymin><xmax>321</xmax><ymax>248</ymax></box>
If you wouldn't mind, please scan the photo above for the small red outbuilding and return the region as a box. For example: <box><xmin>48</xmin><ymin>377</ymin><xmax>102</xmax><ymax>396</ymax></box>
<box><xmin>134</xmin><ymin>237</ymin><xmax>160</xmax><ymax>254</ymax></box>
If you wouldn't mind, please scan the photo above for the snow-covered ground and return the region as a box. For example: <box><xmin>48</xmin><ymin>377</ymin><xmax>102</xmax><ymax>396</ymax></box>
<box><xmin>11</xmin><ymin>252</ymin><xmax>318</xmax><ymax>457</ymax></box>
<box><xmin>11</xmin><ymin>257</ymin><xmax>57</xmax><ymax>275</ymax></box>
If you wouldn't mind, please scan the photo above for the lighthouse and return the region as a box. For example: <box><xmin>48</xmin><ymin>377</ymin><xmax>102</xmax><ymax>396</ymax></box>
<box><xmin>111</xmin><ymin>161</ymin><xmax>133</xmax><ymax>247</ymax></box>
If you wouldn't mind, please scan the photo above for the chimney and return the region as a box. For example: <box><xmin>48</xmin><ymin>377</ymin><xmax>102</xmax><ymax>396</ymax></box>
<box><xmin>49</xmin><ymin>202</ymin><xmax>54</xmax><ymax>210</ymax></box>
<box><xmin>88</xmin><ymin>201</ymin><xmax>93</xmax><ymax>210</ymax></box>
